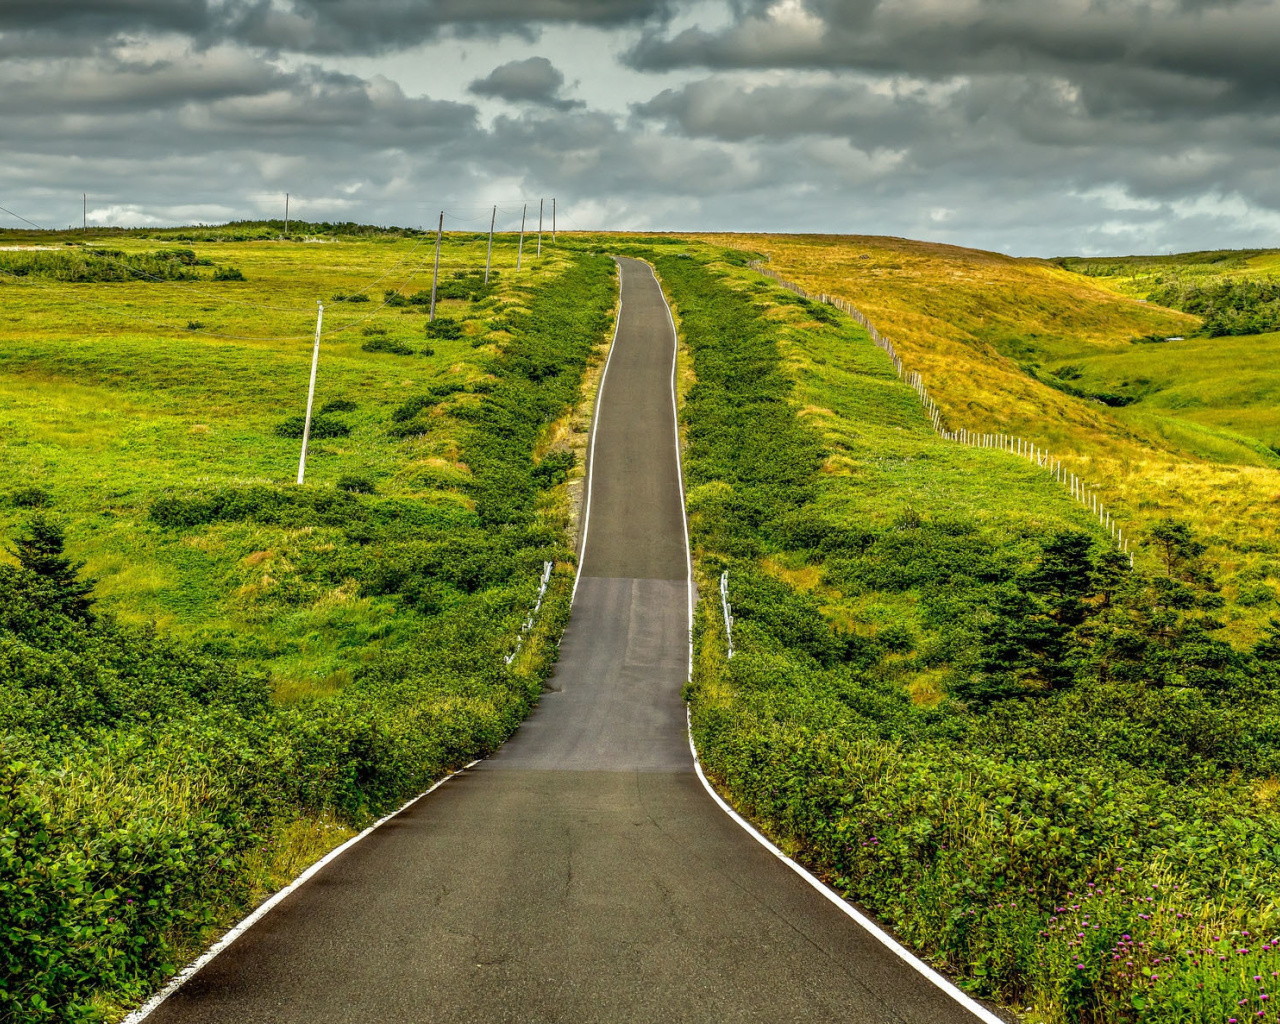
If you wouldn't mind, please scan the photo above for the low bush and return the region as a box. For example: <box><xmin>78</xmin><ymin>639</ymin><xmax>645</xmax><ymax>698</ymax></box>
<box><xmin>361</xmin><ymin>337</ymin><xmax>414</xmax><ymax>356</ymax></box>
<box><xmin>425</xmin><ymin>317</ymin><xmax>463</xmax><ymax>340</ymax></box>
<box><xmin>532</xmin><ymin>450</ymin><xmax>575</xmax><ymax>488</ymax></box>
<box><xmin>336</xmin><ymin>474</ymin><xmax>376</xmax><ymax>494</ymax></box>
<box><xmin>8</xmin><ymin>486</ymin><xmax>50</xmax><ymax>508</ymax></box>
<box><xmin>273</xmin><ymin>415</ymin><xmax>350</xmax><ymax>440</ymax></box>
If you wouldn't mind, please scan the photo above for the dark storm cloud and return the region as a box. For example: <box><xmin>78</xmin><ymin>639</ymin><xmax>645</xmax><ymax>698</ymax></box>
<box><xmin>468</xmin><ymin>57</ymin><xmax>584</xmax><ymax>109</ymax></box>
<box><xmin>229</xmin><ymin>0</ymin><xmax>675</xmax><ymax>53</ymax></box>
<box><xmin>626</xmin><ymin>0</ymin><xmax>1280</xmax><ymax>105</ymax></box>
<box><xmin>1</xmin><ymin>0</ymin><xmax>1278</xmax><ymax>254</ymax></box>
<box><xmin>0</xmin><ymin>0</ymin><xmax>675</xmax><ymax>55</ymax></box>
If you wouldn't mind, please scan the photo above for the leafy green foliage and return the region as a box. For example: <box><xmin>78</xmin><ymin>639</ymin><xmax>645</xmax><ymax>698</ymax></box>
<box><xmin>0</xmin><ymin>248</ymin><xmax>218</xmax><ymax>283</ymax></box>
<box><xmin>7</xmin><ymin>486</ymin><xmax>49</xmax><ymax>509</ymax></box>
<box><xmin>361</xmin><ymin>336</ymin><xmax>415</xmax><ymax>355</ymax></box>
<box><xmin>1147</xmin><ymin>276</ymin><xmax>1280</xmax><ymax>336</ymax></box>
<box><xmin>663</xmin><ymin>251</ymin><xmax>1280</xmax><ymax>1024</ymax></box>
<box><xmin>424</xmin><ymin>317</ymin><xmax>463</xmax><ymax>340</ymax></box>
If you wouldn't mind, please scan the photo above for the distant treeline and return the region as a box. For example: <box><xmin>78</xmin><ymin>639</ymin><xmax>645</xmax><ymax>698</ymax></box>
<box><xmin>1147</xmin><ymin>276</ymin><xmax>1280</xmax><ymax>337</ymax></box>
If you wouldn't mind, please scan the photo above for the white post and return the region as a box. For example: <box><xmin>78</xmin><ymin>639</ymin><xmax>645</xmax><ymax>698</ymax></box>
<box><xmin>537</xmin><ymin>198</ymin><xmax>543</xmax><ymax>257</ymax></box>
<box><xmin>517</xmin><ymin>203</ymin><xmax>527</xmax><ymax>271</ymax></box>
<box><xmin>428</xmin><ymin>211</ymin><xmax>443</xmax><ymax>323</ymax></box>
<box><xmin>297</xmin><ymin>301</ymin><xmax>324</xmax><ymax>485</ymax></box>
<box><xmin>285</xmin><ymin>192</ymin><xmax>290</xmax><ymax>235</ymax></box>
<box><xmin>484</xmin><ymin>205</ymin><xmax>496</xmax><ymax>285</ymax></box>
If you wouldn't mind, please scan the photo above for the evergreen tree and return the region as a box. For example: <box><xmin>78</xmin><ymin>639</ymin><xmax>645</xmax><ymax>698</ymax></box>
<box><xmin>10</xmin><ymin>513</ymin><xmax>95</xmax><ymax>620</ymax></box>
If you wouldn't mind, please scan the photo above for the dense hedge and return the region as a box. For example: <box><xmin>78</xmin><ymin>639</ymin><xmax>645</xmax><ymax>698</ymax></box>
<box><xmin>1</xmin><ymin>253</ymin><xmax>617</xmax><ymax>1022</ymax></box>
<box><xmin>0</xmin><ymin>248</ymin><xmax>245</xmax><ymax>284</ymax></box>
<box><xmin>658</xmin><ymin>252</ymin><xmax>1280</xmax><ymax>1024</ymax></box>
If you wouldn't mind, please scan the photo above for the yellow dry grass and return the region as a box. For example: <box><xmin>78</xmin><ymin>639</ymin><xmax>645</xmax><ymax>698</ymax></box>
<box><xmin>693</xmin><ymin>233</ymin><xmax>1280</xmax><ymax>640</ymax></box>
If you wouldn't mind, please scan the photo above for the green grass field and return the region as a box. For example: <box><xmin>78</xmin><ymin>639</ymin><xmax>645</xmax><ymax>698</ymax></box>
<box><xmin>0</xmin><ymin>226</ymin><xmax>572</xmax><ymax>693</ymax></box>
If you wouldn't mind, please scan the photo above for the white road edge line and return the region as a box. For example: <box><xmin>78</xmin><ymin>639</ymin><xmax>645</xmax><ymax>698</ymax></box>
<box><xmin>122</xmin><ymin>758</ymin><xmax>483</xmax><ymax>1024</ymax></box>
<box><xmin>647</xmin><ymin>259</ymin><xmax>1005</xmax><ymax>1024</ymax></box>
<box><xmin>646</xmin><ymin>260</ymin><xmax>695</xmax><ymax>682</ymax></box>
<box><xmin>571</xmin><ymin>259</ymin><xmax>625</xmax><ymax>606</ymax></box>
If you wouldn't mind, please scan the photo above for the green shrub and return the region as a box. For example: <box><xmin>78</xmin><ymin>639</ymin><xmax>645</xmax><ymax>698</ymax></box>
<box><xmin>361</xmin><ymin>337</ymin><xmax>414</xmax><ymax>356</ymax></box>
<box><xmin>273</xmin><ymin>415</ymin><xmax>350</xmax><ymax>439</ymax></box>
<box><xmin>337</xmin><ymin>474</ymin><xmax>376</xmax><ymax>494</ymax></box>
<box><xmin>213</xmin><ymin>266</ymin><xmax>245</xmax><ymax>281</ymax></box>
<box><xmin>532</xmin><ymin>450</ymin><xmax>575</xmax><ymax>488</ymax></box>
<box><xmin>425</xmin><ymin>318</ymin><xmax>463</xmax><ymax>340</ymax></box>
<box><xmin>319</xmin><ymin>398</ymin><xmax>357</xmax><ymax>414</ymax></box>
<box><xmin>8</xmin><ymin>486</ymin><xmax>50</xmax><ymax>508</ymax></box>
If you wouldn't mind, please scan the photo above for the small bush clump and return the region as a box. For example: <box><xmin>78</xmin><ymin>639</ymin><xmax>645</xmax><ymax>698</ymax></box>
<box><xmin>336</xmin><ymin>474</ymin><xmax>376</xmax><ymax>494</ymax></box>
<box><xmin>425</xmin><ymin>317</ymin><xmax>463</xmax><ymax>340</ymax></box>
<box><xmin>9</xmin><ymin>486</ymin><xmax>50</xmax><ymax>508</ymax></box>
<box><xmin>273</xmin><ymin>415</ymin><xmax>351</xmax><ymax>440</ymax></box>
<box><xmin>361</xmin><ymin>336</ymin><xmax>414</xmax><ymax>356</ymax></box>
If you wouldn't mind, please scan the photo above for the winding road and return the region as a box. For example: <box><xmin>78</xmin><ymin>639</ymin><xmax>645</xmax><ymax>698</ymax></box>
<box><xmin>141</xmin><ymin>257</ymin><xmax>996</xmax><ymax>1024</ymax></box>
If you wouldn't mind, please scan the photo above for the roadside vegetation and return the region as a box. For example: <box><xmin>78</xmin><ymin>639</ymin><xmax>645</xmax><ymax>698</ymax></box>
<box><xmin>652</xmin><ymin>247</ymin><xmax>1280</xmax><ymax>1024</ymax></box>
<box><xmin>697</xmin><ymin>234</ymin><xmax>1280</xmax><ymax>645</ymax></box>
<box><xmin>0</xmin><ymin>225</ymin><xmax>616</xmax><ymax>1021</ymax></box>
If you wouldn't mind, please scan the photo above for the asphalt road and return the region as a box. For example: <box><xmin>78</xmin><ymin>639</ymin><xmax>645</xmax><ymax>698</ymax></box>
<box><xmin>145</xmin><ymin>257</ymin><xmax>992</xmax><ymax>1024</ymax></box>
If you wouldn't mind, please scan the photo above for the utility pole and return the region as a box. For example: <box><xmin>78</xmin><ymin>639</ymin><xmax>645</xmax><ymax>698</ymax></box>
<box><xmin>552</xmin><ymin>197</ymin><xmax>556</xmax><ymax>242</ymax></box>
<box><xmin>485</xmin><ymin>205</ymin><xmax>495</xmax><ymax>285</ymax></box>
<box><xmin>429</xmin><ymin>210</ymin><xmax>443</xmax><ymax>322</ymax></box>
<box><xmin>284</xmin><ymin>193</ymin><xmax>290</xmax><ymax>235</ymax></box>
<box><xmin>296</xmin><ymin>301</ymin><xmax>324</xmax><ymax>486</ymax></box>
<box><xmin>537</xmin><ymin>198</ymin><xmax>543</xmax><ymax>257</ymax></box>
<box><xmin>516</xmin><ymin>203</ymin><xmax>526</xmax><ymax>272</ymax></box>
<box><xmin>82</xmin><ymin>194</ymin><xmax>86</xmax><ymax>233</ymax></box>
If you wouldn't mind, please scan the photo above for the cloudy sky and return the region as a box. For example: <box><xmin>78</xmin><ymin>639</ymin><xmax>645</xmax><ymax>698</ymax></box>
<box><xmin>1</xmin><ymin>0</ymin><xmax>1277</xmax><ymax>255</ymax></box>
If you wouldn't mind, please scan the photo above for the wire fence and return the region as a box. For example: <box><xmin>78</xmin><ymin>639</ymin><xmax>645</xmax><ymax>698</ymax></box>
<box><xmin>505</xmin><ymin>561</ymin><xmax>555</xmax><ymax>666</ymax></box>
<box><xmin>750</xmin><ymin>261</ymin><xmax>1135</xmax><ymax>565</ymax></box>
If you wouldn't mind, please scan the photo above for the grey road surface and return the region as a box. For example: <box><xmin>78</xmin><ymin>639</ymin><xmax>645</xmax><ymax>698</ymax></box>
<box><xmin>146</xmin><ymin>257</ymin><xmax>989</xmax><ymax>1024</ymax></box>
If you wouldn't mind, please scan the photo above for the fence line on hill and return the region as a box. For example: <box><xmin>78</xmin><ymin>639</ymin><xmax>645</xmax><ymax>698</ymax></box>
<box><xmin>749</xmin><ymin>261</ymin><xmax>1135</xmax><ymax>565</ymax></box>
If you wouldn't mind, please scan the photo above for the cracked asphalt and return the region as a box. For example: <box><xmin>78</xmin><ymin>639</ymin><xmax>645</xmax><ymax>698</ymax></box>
<box><xmin>145</xmin><ymin>257</ymin><xmax>989</xmax><ymax>1024</ymax></box>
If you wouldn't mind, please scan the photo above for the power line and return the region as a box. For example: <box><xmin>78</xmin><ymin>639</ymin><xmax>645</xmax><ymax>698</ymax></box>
<box><xmin>0</xmin><ymin>204</ymin><xmax>44</xmax><ymax>230</ymax></box>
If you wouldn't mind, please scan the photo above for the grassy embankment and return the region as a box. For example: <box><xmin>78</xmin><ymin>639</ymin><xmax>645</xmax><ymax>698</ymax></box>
<box><xmin>0</xmin><ymin>224</ymin><xmax>618</xmax><ymax>1021</ymax></box>
<box><xmin>649</xmin><ymin>245</ymin><xmax>1280</xmax><ymax>1024</ymax></box>
<box><xmin>693</xmin><ymin>234</ymin><xmax>1280</xmax><ymax>642</ymax></box>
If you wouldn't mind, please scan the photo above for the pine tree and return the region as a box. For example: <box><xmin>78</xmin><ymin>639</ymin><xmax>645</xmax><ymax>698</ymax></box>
<box><xmin>11</xmin><ymin>513</ymin><xmax>95</xmax><ymax>620</ymax></box>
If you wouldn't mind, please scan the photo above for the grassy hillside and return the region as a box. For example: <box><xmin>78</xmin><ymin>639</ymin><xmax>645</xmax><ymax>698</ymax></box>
<box><xmin>695</xmin><ymin>233</ymin><xmax>1280</xmax><ymax>642</ymax></box>
<box><xmin>0</xmin><ymin>225</ymin><xmax>618</xmax><ymax>1021</ymax></box>
<box><xmin>0</xmin><ymin>227</ymin><xmax>572</xmax><ymax>691</ymax></box>
<box><xmin>649</xmin><ymin>245</ymin><xmax>1280</xmax><ymax>1024</ymax></box>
